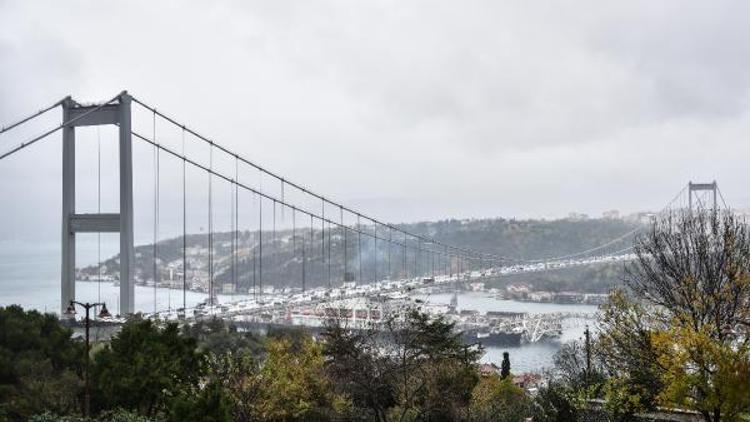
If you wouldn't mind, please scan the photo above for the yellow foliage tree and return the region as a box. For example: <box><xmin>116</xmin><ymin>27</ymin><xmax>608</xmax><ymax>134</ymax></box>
<box><xmin>252</xmin><ymin>338</ymin><xmax>350</xmax><ymax>421</ymax></box>
<box><xmin>652</xmin><ymin>317</ymin><xmax>750</xmax><ymax>421</ymax></box>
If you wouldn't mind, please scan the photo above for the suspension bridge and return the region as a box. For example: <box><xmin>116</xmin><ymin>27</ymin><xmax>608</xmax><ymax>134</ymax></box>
<box><xmin>0</xmin><ymin>91</ymin><xmax>732</xmax><ymax>328</ymax></box>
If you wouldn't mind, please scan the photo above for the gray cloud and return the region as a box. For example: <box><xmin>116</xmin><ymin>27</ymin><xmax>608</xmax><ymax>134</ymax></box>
<box><xmin>0</xmin><ymin>0</ymin><xmax>747</xmax><ymax>247</ymax></box>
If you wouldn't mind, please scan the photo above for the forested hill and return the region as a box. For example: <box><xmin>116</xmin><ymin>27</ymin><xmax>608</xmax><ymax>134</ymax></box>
<box><xmin>399</xmin><ymin>217</ymin><xmax>640</xmax><ymax>262</ymax></box>
<box><xmin>80</xmin><ymin>217</ymin><xmax>642</xmax><ymax>291</ymax></box>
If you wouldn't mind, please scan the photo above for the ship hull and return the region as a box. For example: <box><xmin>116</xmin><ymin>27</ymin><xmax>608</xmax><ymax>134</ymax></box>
<box><xmin>461</xmin><ymin>330</ymin><xmax>523</xmax><ymax>347</ymax></box>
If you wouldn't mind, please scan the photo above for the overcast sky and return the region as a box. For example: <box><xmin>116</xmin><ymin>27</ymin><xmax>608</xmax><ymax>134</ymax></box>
<box><xmin>1</xmin><ymin>0</ymin><xmax>749</xmax><ymax>245</ymax></box>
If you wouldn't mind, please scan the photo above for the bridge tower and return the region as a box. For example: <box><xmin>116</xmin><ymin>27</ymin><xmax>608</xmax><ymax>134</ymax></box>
<box><xmin>688</xmin><ymin>181</ymin><xmax>717</xmax><ymax>211</ymax></box>
<box><xmin>61</xmin><ymin>92</ymin><xmax>134</xmax><ymax>316</ymax></box>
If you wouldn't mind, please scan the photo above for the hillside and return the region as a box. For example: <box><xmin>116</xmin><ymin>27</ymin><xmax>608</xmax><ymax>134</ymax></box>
<box><xmin>80</xmin><ymin>217</ymin><xmax>640</xmax><ymax>293</ymax></box>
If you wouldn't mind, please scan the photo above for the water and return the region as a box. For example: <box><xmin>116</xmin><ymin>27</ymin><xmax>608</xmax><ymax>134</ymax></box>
<box><xmin>0</xmin><ymin>240</ymin><xmax>245</xmax><ymax>314</ymax></box>
<box><xmin>0</xmin><ymin>242</ymin><xmax>597</xmax><ymax>373</ymax></box>
<box><xmin>413</xmin><ymin>292</ymin><xmax>598</xmax><ymax>373</ymax></box>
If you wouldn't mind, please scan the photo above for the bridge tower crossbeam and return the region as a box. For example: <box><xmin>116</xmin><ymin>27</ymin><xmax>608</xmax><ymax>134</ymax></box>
<box><xmin>688</xmin><ymin>181</ymin><xmax>717</xmax><ymax>211</ymax></box>
<box><xmin>60</xmin><ymin>92</ymin><xmax>134</xmax><ymax>316</ymax></box>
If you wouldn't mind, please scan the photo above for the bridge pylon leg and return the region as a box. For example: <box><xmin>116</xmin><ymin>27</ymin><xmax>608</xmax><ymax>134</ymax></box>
<box><xmin>60</xmin><ymin>91</ymin><xmax>135</xmax><ymax>316</ymax></box>
<box><xmin>118</xmin><ymin>93</ymin><xmax>134</xmax><ymax>315</ymax></box>
<box><xmin>61</xmin><ymin>98</ymin><xmax>76</xmax><ymax>315</ymax></box>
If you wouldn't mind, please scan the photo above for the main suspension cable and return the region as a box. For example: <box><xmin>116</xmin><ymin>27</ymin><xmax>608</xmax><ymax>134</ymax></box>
<box><xmin>130</xmin><ymin>129</ymin><xmax>524</xmax><ymax>265</ymax></box>
<box><xmin>130</xmin><ymin>96</ymin><xmax>514</xmax><ymax>263</ymax></box>
<box><xmin>0</xmin><ymin>97</ymin><xmax>65</xmax><ymax>135</ymax></box>
<box><xmin>1</xmin><ymin>94</ymin><xmax>121</xmax><ymax>161</ymax></box>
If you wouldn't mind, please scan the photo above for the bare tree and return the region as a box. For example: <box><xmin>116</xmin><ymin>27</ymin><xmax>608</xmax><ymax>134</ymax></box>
<box><xmin>600</xmin><ymin>210</ymin><xmax>750</xmax><ymax>421</ymax></box>
<box><xmin>626</xmin><ymin>210</ymin><xmax>750</xmax><ymax>336</ymax></box>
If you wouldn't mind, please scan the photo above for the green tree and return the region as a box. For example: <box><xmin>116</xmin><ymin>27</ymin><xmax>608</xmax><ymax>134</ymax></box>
<box><xmin>0</xmin><ymin>305</ymin><xmax>83</xmax><ymax>420</ymax></box>
<box><xmin>530</xmin><ymin>380</ymin><xmax>578</xmax><ymax>422</ymax></box>
<box><xmin>199</xmin><ymin>350</ymin><xmax>261</xmax><ymax>421</ymax></box>
<box><xmin>180</xmin><ymin>318</ymin><xmax>267</xmax><ymax>421</ymax></box>
<box><xmin>500</xmin><ymin>352</ymin><xmax>510</xmax><ymax>379</ymax></box>
<box><xmin>323</xmin><ymin>323</ymin><xmax>396</xmax><ymax>420</ymax></box>
<box><xmin>182</xmin><ymin>317</ymin><xmax>263</xmax><ymax>358</ymax></box>
<box><xmin>532</xmin><ymin>337</ymin><xmax>607</xmax><ymax>421</ymax></box>
<box><xmin>167</xmin><ymin>380</ymin><xmax>232</xmax><ymax>422</ymax></box>
<box><xmin>598</xmin><ymin>291</ymin><xmax>663</xmax><ymax>418</ymax></box>
<box><xmin>552</xmin><ymin>338</ymin><xmax>607</xmax><ymax>396</ymax></box>
<box><xmin>324</xmin><ymin>309</ymin><xmax>481</xmax><ymax>421</ymax></box>
<box><xmin>389</xmin><ymin>310</ymin><xmax>481</xmax><ymax>421</ymax></box>
<box><xmin>29</xmin><ymin>409</ymin><xmax>152</xmax><ymax>422</ymax></box>
<box><xmin>468</xmin><ymin>374</ymin><xmax>529</xmax><ymax>422</ymax></box>
<box><xmin>91</xmin><ymin>317</ymin><xmax>204</xmax><ymax>418</ymax></box>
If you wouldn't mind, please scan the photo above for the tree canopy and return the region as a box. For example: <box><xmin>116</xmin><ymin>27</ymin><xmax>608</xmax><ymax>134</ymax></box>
<box><xmin>91</xmin><ymin>317</ymin><xmax>204</xmax><ymax>418</ymax></box>
<box><xmin>0</xmin><ymin>306</ymin><xmax>83</xmax><ymax>420</ymax></box>
<box><xmin>323</xmin><ymin>308</ymin><xmax>482</xmax><ymax>421</ymax></box>
<box><xmin>599</xmin><ymin>210</ymin><xmax>750</xmax><ymax>421</ymax></box>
